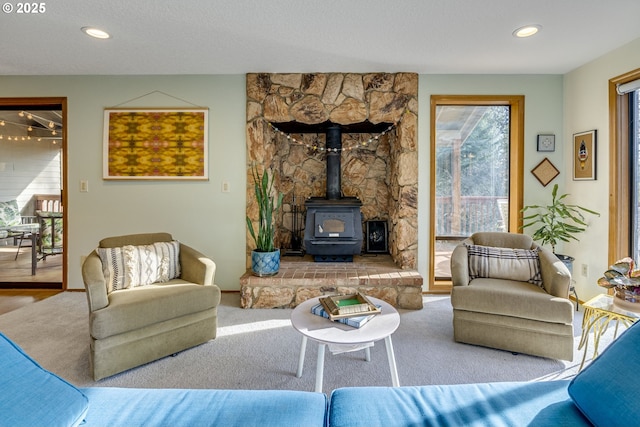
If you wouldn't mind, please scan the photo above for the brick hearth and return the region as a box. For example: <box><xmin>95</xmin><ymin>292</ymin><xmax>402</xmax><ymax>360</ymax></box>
<box><xmin>240</xmin><ymin>255</ymin><xmax>423</xmax><ymax>309</ymax></box>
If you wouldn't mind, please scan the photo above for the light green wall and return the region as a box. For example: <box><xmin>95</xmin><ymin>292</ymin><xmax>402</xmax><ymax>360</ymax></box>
<box><xmin>0</xmin><ymin>75</ymin><xmax>247</xmax><ymax>290</ymax></box>
<box><xmin>6</xmin><ymin>65</ymin><xmax>635</xmax><ymax>296</ymax></box>
<box><xmin>0</xmin><ymin>73</ymin><xmax>567</xmax><ymax>291</ymax></box>
<box><xmin>564</xmin><ymin>37</ymin><xmax>640</xmax><ymax>301</ymax></box>
<box><xmin>417</xmin><ymin>75</ymin><xmax>564</xmax><ymax>282</ymax></box>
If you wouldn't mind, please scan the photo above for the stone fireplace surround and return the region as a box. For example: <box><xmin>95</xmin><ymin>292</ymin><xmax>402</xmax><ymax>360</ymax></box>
<box><xmin>242</xmin><ymin>72</ymin><xmax>422</xmax><ymax>309</ymax></box>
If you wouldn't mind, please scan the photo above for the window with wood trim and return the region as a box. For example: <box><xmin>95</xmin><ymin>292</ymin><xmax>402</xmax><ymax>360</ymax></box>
<box><xmin>609</xmin><ymin>69</ymin><xmax>640</xmax><ymax>264</ymax></box>
<box><xmin>429</xmin><ymin>95</ymin><xmax>524</xmax><ymax>292</ymax></box>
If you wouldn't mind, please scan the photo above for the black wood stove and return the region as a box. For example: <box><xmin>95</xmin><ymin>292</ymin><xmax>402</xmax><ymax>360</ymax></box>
<box><xmin>303</xmin><ymin>125</ymin><xmax>362</xmax><ymax>261</ymax></box>
<box><xmin>303</xmin><ymin>196</ymin><xmax>363</xmax><ymax>262</ymax></box>
<box><xmin>275</xmin><ymin>120</ymin><xmax>391</xmax><ymax>262</ymax></box>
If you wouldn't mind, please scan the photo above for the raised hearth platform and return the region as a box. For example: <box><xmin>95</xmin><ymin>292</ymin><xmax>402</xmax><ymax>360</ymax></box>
<box><xmin>240</xmin><ymin>254</ymin><xmax>423</xmax><ymax>309</ymax></box>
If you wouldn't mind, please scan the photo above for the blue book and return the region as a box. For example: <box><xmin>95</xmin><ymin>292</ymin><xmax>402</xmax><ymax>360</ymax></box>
<box><xmin>311</xmin><ymin>303</ymin><xmax>380</xmax><ymax>328</ymax></box>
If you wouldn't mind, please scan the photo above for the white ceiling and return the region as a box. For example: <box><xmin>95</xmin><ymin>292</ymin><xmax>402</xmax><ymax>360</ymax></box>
<box><xmin>3</xmin><ymin>0</ymin><xmax>640</xmax><ymax>76</ymax></box>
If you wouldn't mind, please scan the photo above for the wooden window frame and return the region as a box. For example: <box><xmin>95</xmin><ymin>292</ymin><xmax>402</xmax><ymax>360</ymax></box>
<box><xmin>429</xmin><ymin>95</ymin><xmax>524</xmax><ymax>293</ymax></box>
<box><xmin>609</xmin><ymin>69</ymin><xmax>640</xmax><ymax>264</ymax></box>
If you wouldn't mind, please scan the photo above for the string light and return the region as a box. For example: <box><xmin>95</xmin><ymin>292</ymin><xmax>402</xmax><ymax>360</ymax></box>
<box><xmin>268</xmin><ymin>110</ymin><xmax>408</xmax><ymax>153</ymax></box>
<box><xmin>0</xmin><ymin>110</ymin><xmax>63</xmax><ymax>144</ymax></box>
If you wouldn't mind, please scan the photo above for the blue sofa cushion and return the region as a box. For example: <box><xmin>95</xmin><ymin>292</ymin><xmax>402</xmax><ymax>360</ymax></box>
<box><xmin>0</xmin><ymin>333</ymin><xmax>89</xmax><ymax>427</ymax></box>
<box><xmin>568</xmin><ymin>318</ymin><xmax>640</xmax><ymax>427</ymax></box>
<box><xmin>329</xmin><ymin>381</ymin><xmax>589</xmax><ymax>427</ymax></box>
<box><xmin>79</xmin><ymin>387</ymin><xmax>327</xmax><ymax>427</ymax></box>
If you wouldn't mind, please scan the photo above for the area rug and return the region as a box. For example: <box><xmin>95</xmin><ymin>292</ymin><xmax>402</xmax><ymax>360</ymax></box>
<box><xmin>0</xmin><ymin>292</ymin><xmax>593</xmax><ymax>392</ymax></box>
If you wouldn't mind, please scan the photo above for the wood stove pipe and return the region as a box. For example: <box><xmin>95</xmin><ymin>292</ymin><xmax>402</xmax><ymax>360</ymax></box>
<box><xmin>326</xmin><ymin>125</ymin><xmax>342</xmax><ymax>200</ymax></box>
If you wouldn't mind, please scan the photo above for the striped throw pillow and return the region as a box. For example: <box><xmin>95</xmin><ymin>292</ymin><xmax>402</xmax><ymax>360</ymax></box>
<box><xmin>97</xmin><ymin>246</ymin><xmax>129</xmax><ymax>293</ymax></box>
<box><xmin>123</xmin><ymin>241</ymin><xmax>181</xmax><ymax>288</ymax></box>
<box><xmin>466</xmin><ymin>244</ymin><xmax>542</xmax><ymax>287</ymax></box>
<box><xmin>97</xmin><ymin>241</ymin><xmax>181</xmax><ymax>293</ymax></box>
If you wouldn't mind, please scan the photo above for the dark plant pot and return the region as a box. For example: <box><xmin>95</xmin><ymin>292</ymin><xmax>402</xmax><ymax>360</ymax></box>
<box><xmin>251</xmin><ymin>249</ymin><xmax>280</xmax><ymax>277</ymax></box>
<box><xmin>555</xmin><ymin>254</ymin><xmax>574</xmax><ymax>274</ymax></box>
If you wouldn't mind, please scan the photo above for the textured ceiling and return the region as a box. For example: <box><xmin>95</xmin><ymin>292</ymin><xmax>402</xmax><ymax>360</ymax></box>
<box><xmin>2</xmin><ymin>0</ymin><xmax>640</xmax><ymax>76</ymax></box>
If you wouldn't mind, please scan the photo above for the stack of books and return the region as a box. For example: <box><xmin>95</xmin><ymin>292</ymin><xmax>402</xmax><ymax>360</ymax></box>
<box><xmin>311</xmin><ymin>293</ymin><xmax>381</xmax><ymax>328</ymax></box>
<box><xmin>310</xmin><ymin>303</ymin><xmax>380</xmax><ymax>328</ymax></box>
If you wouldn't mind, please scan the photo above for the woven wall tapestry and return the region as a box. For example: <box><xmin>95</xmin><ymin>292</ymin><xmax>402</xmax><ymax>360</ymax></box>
<box><xmin>103</xmin><ymin>108</ymin><xmax>208</xmax><ymax>180</ymax></box>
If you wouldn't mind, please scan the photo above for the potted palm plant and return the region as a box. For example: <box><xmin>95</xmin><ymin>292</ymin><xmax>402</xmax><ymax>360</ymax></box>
<box><xmin>521</xmin><ymin>183</ymin><xmax>600</xmax><ymax>271</ymax></box>
<box><xmin>246</xmin><ymin>165</ymin><xmax>284</xmax><ymax>277</ymax></box>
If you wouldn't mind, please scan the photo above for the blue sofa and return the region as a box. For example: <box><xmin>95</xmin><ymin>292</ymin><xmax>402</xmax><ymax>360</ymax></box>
<box><xmin>2</xmin><ymin>319</ymin><xmax>639</xmax><ymax>426</ymax></box>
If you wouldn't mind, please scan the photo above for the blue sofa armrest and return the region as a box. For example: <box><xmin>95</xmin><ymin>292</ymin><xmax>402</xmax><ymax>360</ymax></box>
<box><xmin>0</xmin><ymin>333</ymin><xmax>88</xmax><ymax>427</ymax></box>
<box><xmin>569</xmin><ymin>319</ymin><xmax>640</xmax><ymax>427</ymax></box>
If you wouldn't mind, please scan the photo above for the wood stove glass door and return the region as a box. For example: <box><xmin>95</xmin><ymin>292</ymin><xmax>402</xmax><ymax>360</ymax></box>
<box><xmin>314</xmin><ymin>212</ymin><xmax>354</xmax><ymax>238</ymax></box>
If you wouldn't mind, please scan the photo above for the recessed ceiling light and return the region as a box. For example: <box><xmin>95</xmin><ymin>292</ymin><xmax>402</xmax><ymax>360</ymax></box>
<box><xmin>81</xmin><ymin>26</ymin><xmax>110</xmax><ymax>39</ymax></box>
<box><xmin>513</xmin><ymin>24</ymin><xmax>541</xmax><ymax>38</ymax></box>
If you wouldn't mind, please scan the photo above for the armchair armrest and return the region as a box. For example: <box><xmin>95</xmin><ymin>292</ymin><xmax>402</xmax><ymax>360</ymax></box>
<box><xmin>179</xmin><ymin>243</ymin><xmax>216</xmax><ymax>286</ymax></box>
<box><xmin>450</xmin><ymin>238</ymin><xmax>473</xmax><ymax>287</ymax></box>
<box><xmin>537</xmin><ymin>246</ymin><xmax>571</xmax><ymax>298</ymax></box>
<box><xmin>81</xmin><ymin>251</ymin><xmax>109</xmax><ymax>312</ymax></box>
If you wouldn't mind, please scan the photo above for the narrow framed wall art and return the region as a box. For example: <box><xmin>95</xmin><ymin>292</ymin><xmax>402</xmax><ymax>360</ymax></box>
<box><xmin>573</xmin><ymin>129</ymin><xmax>597</xmax><ymax>181</ymax></box>
<box><xmin>103</xmin><ymin>108</ymin><xmax>208</xmax><ymax>180</ymax></box>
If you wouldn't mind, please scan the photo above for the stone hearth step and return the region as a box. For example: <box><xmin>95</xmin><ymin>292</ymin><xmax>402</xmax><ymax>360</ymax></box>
<box><xmin>240</xmin><ymin>255</ymin><xmax>423</xmax><ymax>310</ymax></box>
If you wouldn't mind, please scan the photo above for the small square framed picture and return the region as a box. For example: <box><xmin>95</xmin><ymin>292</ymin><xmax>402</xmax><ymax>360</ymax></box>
<box><xmin>531</xmin><ymin>157</ymin><xmax>560</xmax><ymax>187</ymax></box>
<box><xmin>537</xmin><ymin>134</ymin><xmax>555</xmax><ymax>152</ymax></box>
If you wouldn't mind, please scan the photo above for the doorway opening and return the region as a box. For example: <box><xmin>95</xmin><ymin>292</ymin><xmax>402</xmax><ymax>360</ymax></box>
<box><xmin>0</xmin><ymin>97</ymin><xmax>67</xmax><ymax>289</ymax></box>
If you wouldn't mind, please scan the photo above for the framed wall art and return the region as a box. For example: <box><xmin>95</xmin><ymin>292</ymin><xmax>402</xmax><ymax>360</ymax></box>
<box><xmin>365</xmin><ymin>220</ymin><xmax>388</xmax><ymax>253</ymax></box>
<box><xmin>531</xmin><ymin>157</ymin><xmax>560</xmax><ymax>187</ymax></box>
<box><xmin>536</xmin><ymin>134</ymin><xmax>555</xmax><ymax>152</ymax></box>
<box><xmin>103</xmin><ymin>108</ymin><xmax>208</xmax><ymax>180</ymax></box>
<box><xmin>573</xmin><ymin>129</ymin><xmax>597</xmax><ymax>180</ymax></box>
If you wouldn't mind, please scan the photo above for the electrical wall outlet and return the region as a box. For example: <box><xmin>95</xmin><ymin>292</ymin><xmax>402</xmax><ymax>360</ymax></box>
<box><xmin>581</xmin><ymin>263</ymin><xmax>589</xmax><ymax>277</ymax></box>
<box><xmin>80</xmin><ymin>180</ymin><xmax>89</xmax><ymax>192</ymax></box>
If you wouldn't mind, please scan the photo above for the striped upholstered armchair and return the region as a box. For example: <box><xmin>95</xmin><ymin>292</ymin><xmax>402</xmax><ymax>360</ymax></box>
<box><xmin>450</xmin><ymin>232</ymin><xmax>575</xmax><ymax>360</ymax></box>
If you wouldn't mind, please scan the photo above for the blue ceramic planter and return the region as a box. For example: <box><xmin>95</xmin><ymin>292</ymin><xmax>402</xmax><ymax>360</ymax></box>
<box><xmin>251</xmin><ymin>249</ymin><xmax>280</xmax><ymax>277</ymax></box>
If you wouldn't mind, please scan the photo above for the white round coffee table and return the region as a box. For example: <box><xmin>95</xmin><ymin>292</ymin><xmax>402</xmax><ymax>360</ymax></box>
<box><xmin>291</xmin><ymin>295</ymin><xmax>400</xmax><ymax>392</ymax></box>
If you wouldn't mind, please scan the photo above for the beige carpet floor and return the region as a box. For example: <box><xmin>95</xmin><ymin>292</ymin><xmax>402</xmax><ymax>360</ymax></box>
<box><xmin>0</xmin><ymin>292</ymin><xmax>604</xmax><ymax>393</ymax></box>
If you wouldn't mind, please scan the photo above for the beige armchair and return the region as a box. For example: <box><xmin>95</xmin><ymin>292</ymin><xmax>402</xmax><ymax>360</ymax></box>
<box><xmin>82</xmin><ymin>232</ymin><xmax>221</xmax><ymax>380</ymax></box>
<box><xmin>450</xmin><ymin>232</ymin><xmax>574</xmax><ymax>361</ymax></box>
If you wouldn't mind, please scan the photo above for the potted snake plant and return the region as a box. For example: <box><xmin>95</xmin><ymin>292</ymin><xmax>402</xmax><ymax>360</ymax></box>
<box><xmin>246</xmin><ymin>165</ymin><xmax>284</xmax><ymax>276</ymax></box>
<box><xmin>521</xmin><ymin>183</ymin><xmax>599</xmax><ymax>271</ymax></box>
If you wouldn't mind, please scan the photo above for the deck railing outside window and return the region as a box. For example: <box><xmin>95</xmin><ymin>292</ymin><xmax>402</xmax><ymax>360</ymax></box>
<box><xmin>436</xmin><ymin>195</ymin><xmax>507</xmax><ymax>237</ymax></box>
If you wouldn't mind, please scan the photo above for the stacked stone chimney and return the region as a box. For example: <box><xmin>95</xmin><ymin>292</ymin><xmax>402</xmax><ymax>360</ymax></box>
<box><xmin>246</xmin><ymin>72</ymin><xmax>418</xmax><ymax>270</ymax></box>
